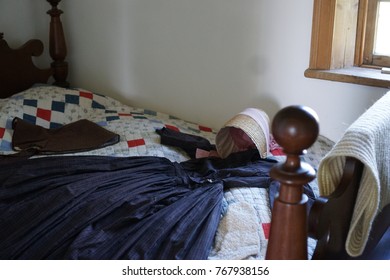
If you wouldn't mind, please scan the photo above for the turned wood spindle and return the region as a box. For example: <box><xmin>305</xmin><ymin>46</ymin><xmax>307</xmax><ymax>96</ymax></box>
<box><xmin>47</xmin><ymin>0</ymin><xmax>69</xmax><ymax>88</ymax></box>
<box><xmin>265</xmin><ymin>105</ymin><xmax>319</xmax><ymax>260</ymax></box>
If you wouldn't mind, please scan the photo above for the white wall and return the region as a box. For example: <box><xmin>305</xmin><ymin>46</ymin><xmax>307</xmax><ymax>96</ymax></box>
<box><xmin>1</xmin><ymin>0</ymin><xmax>388</xmax><ymax>141</ymax></box>
<box><xmin>0</xmin><ymin>0</ymin><xmax>50</xmax><ymax>66</ymax></box>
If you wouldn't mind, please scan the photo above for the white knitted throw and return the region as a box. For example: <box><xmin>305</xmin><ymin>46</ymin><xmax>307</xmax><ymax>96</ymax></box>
<box><xmin>317</xmin><ymin>91</ymin><xmax>390</xmax><ymax>257</ymax></box>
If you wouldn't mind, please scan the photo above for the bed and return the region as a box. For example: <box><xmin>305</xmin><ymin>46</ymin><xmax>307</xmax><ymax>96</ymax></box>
<box><xmin>0</xmin><ymin>0</ymin><xmax>388</xmax><ymax>260</ymax></box>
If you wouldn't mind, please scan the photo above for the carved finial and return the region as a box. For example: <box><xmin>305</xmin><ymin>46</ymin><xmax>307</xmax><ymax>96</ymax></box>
<box><xmin>272</xmin><ymin>105</ymin><xmax>319</xmax><ymax>157</ymax></box>
<box><xmin>0</xmin><ymin>33</ymin><xmax>4</xmax><ymax>40</ymax></box>
<box><xmin>47</xmin><ymin>0</ymin><xmax>61</xmax><ymax>8</ymax></box>
<box><xmin>47</xmin><ymin>0</ymin><xmax>63</xmax><ymax>16</ymax></box>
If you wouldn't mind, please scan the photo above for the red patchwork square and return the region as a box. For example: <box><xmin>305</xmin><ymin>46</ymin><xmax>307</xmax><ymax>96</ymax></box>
<box><xmin>118</xmin><ymin>113</ymin><xmax>132</xmax><ymax>117</ymax></box>
<box><xmin>127</xmin><ymin>139</ymin><xmax>146</xmax><ymax>148</ymax></box>
<box><xmin>199</xmin><ymin>125</ymin><xmax>212</xmax><ymax>132</ymax></box>
<box><xmin>37</xmin><ymin>108</ymin><xmax>52</xmax><ymax>122</ymax></box>
<box><xmin>262</xmin><ymin>223</ymin><xmax>271</xmax><ymax>239</ymax></box>
<box><xmin>80</xmin><ymin>91</ymin><xmax>94</xmax><ymax>100</ymax></box>
<box><xmin>0</xmin><ymin>127</ymin><xmax>5</xmax><ymax>138</ymax></box>
<box><xmin>165</xmin><ymin>124</ymin><xmax>179</xmax><ymax>132</ymax></box>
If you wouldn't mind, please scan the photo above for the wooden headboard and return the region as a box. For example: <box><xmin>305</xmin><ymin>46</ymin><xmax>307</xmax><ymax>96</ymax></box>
<box><xmin>0</xmin><ymin>0</ymin><xmax>68</xmax><ymax>98</ymax></box>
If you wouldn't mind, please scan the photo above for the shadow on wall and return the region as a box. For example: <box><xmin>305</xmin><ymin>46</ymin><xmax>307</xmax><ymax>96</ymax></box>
<box><xmin>251</xmin><ymin>94</ymin><xmax>281</xmax><ymax>124</ymax></box>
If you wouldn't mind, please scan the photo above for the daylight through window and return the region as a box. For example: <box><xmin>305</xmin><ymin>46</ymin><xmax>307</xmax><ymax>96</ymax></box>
<box><xmin>374</xmin><ymin>1</ymin><xmax>390</xmax><ymax>56</ymax></box>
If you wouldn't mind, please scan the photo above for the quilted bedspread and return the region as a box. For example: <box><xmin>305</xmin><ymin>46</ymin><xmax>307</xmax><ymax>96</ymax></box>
<box><xmin>0</xmin><ymin>85</ymin><xmax>334</xmax><ymax>259</ymax></box>
<box><xmin>0</xmin><ymin>86</ymin><xmax>213</xmax><ymax>160</ymax></box>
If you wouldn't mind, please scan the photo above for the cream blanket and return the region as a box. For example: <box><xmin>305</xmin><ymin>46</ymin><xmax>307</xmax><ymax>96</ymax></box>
<box><xmin>317</xmin><ymin>91</ymin><xmax>390</xmax><ymax>257</ymax></box>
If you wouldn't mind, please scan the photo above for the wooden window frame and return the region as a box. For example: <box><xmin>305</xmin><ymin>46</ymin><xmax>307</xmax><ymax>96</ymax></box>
<box><xmin>304</xmin><ymin>0</ymin><xmax>390</xmax><ymax>88</ymax></box>
<box><xmin>360</xmin><ymin>0</ymin><xmax>390</xmax><ymax>67</ymax></box>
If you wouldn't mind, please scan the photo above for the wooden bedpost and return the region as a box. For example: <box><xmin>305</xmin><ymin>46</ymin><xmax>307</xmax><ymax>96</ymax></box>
<box><xmin>47</xmin><ymin>0</ymin><xmax>69</xmax><ymax>88</ymax></box>
<box><xmin>265</xmin><ymin>105</ymin><xmax>319</xmax><ymax>259</ymax></box>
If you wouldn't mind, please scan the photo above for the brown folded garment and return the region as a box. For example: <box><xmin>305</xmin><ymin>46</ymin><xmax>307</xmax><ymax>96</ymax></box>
<box><xmin>12</xmin><ymin>117</ymin><xmax>120</xmax><ymax>155</ymax></box>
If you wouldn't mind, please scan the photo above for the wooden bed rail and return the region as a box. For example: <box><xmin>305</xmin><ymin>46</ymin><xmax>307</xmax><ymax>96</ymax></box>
<box><xmin>265</xmin><ymin>105</ymin><xmax>319</xmax><ymax>260</ymax></box>
<box><xmin>308</xmin><ymin>157</ymin><xmax>363</xmax><ymax>259</ymax></box>
<box><xmin>47</xmin><ymin>0</ymin><xmax>69</xmax><ymax>88</ymax></box>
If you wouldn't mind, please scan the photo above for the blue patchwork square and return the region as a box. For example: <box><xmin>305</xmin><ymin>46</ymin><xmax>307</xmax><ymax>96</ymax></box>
<box><xmin>133</xmin><ymin>115</ymin><xmax>147</xmax><ymax>120</ymax></box>
<box><xmin>50</xmin><ymin>122</ymin><xmax>63</xmax><ymax>129</ymax></box>
<box><xmin>52</xmin><ymin>101</ymin><xmax>65</xmax><ymax>112</ymax></box>
<box><xmin>96</xmin><ymin>121</ymin><xmax>108</xmax><ymax>127</ymax></box>
<box><xmin>0</xmin><ymin>140</ymin><xmax>12</xmax><ymax>151</ymax></box>
<box><xmin>144</xmin><ymin>109</ymin><xmax>157</xmax><ymax>116</ymax></box>
<box><xmin>92</xmin><ymin>101</ymin><xmax>105</xmax><ymax>109</ymax></box>
<box><xmin>106</xmin><ymin>116</ymin><xmax>120</xmax><ymax>122</ymax></box>
<box><xmin>6</xmin><ymin>118</ymin><xmax>14</xmax><ymax>129</ymax></box>
<box><xmin>23</xmin><ymin>114</ymin><xmax>37</xmax><ymax>124</ymax></box>
<box><xmin>24</xmin><ymin>99</ymin><xmax>38</xmax><ymax>107</ymax></box>
<box><xmin>65</xmin><ymin>94</ymin><xmax>80</xmax><ymax>105</ymax></box>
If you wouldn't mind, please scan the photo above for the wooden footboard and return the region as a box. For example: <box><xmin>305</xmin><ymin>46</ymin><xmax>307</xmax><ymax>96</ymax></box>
<box><xmin>266</xmin><ymin>105</ymin><xmax>389</xmax><ymax>260</ymax></box>
<box><xmin>264</xmin><ymin>106</ymin><xmax>376</xmax><ymax>260</ymax></box>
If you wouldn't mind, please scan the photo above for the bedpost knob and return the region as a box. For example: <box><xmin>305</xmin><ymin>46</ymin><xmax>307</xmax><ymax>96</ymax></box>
<box><xmin>272</xmin><ymin>105</ymin><xmax>319</xmax><ymax>156</ymax></box>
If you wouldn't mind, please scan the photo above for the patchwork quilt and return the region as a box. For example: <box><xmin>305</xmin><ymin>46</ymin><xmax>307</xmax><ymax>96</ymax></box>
<box><xmin>0</xmin><ymin>85</ymin><xmax>213</xmax><ymax>161</ymax></box>
<box><xmin>0</xmin><ymin>85</ymin><xmax>334</xmax><ymax>259</ymax></box>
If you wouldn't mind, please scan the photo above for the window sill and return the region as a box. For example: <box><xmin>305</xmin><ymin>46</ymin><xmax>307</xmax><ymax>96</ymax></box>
<box><xmin>304</xmin><ymin>67</ymin><xmax>390</xmax><ymax>89</ymax></box>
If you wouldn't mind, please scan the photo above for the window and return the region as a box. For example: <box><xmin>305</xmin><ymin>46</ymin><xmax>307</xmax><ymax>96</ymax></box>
<box><xmin>359</xmin><ymin>0</ymin><xmax>390</xmax><ymax>68</ymax></box>
<box><xmin>305</xmin><ymin>0</ymin><xmax>390</xmax><ymax>88</ymax></box>
<box><xmin>373</xmin><ymin>1</ymin><xmax>390</xmax><ymax>57</ymax></box>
